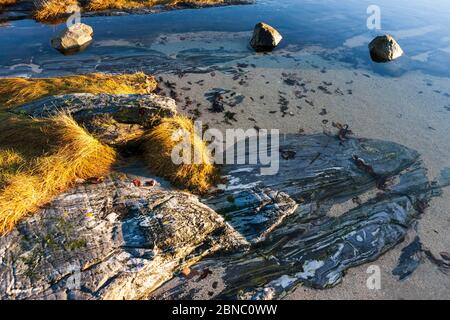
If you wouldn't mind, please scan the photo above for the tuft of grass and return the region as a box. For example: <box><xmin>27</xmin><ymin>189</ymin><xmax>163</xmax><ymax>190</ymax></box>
<box><xmin>0</xmin><ymin>113</ymin><xmax>55</xmax><ymax>159</ymax></box>
<box><xmin>0</xmin><ymin>72</ymin><xmax>157</xmax><ymax>109</ymax></box>
<box><xmin>0</xmin><ymin>150</ymin><xmax>25</xmax><ymax>188</ymax></box>
<box><xmin>142</xmin><ymin>116</ymin><xmax>217</xmax><ymax>194</ymax></box>
<box><xmin>0</xmin><ymin>113</ymin><xmax>116</xmax><ymax>235</ymax></box>
<box><xmin>33</xmin><ymin>0</ymin><xmax>80</xmax><ymax>22</ymax></box>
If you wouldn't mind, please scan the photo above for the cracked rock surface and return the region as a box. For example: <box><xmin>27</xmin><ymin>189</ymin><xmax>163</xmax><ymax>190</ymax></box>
<box><xmin>0</xmin><ymin>178</ymin><xmax>247</xmax><ymax>300</ymax></box>
<box><xmin>1</xmin><ymin>134</ymin><xmax>448</xmax><ymax>300</ymax></box>
<box><xmin>14</xmin><ymin>93</ymin><xmax>178</xmax><ymax>145</ymax></box>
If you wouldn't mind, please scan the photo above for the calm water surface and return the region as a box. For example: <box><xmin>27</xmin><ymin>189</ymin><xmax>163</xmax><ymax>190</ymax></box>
<box><xmin>1</xmin><ymin>0</ymin><xmax>450</xmax><ymax>77</ymax></box>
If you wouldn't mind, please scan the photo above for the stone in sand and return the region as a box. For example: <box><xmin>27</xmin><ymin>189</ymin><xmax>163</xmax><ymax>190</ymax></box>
<box><xmin>368</xmin><ymin>34</ymin><xmax>403</xmax><ymax>62</ymax></box>
<box><xmin>51</xmin><ymin>23</ymin><xmax>93</xmax><ymax>55</ymax></box>
<box><xmin>250</xmin><ymin>22</ymin><xmax>283</xmax><ymax>52</ymax></box>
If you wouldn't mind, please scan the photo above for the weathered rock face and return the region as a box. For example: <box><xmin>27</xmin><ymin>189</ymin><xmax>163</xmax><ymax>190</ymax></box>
<box><xmin>1</xmin><ymin>134</ymin><xmax>448</xmax><ymax>300</ymax></box>
<box><xmin>51</xmin><ymin>23</ymin><xmax>93</xmax><ymax>55</ymax></box>
<box><xmin>0</xmin><ymin>178</ymin><xmax>248</xmax><ymax>300</ymax></box>
<box><xmin>151</xmin><ymin>134</ymin><xmax>450</xmax><ymax>300</ymax></box>
<box><xmin>14</xmin><ymin>93</ymin><xmax>178</xmax><ymax>145</ymax></box>
<box><xmin>250</xmin><ymin>22</ymin><xmax>283</xmax><ymax>52</ymax></box>
<box><xmin>369</xmin><ymin>34</ymin><xmax>403</xmax><ymax>62</ymax></box>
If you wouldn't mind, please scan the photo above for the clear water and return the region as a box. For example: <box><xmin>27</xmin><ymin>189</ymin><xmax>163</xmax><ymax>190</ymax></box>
<box><xmin>1</xmin><ymin>0</ymin><xmax>450</xmax><ymax>77</ymax></box>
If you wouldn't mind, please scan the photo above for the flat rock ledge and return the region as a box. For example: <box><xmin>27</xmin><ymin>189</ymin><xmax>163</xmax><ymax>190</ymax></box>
<box><xmin>14</xmin><ymin>93</ymin><xmax>177</xmax><ymax>124</ymax></box>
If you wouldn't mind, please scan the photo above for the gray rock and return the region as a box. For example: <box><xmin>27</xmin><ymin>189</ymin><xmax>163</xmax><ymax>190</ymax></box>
<box><xmin>14</xmin><ymin>93</ymin><xmax>178</xmax><ymax>145</ymax></box>
<box><xmin>369</xmin><ymin>34</ymin><xmax>403</xmax><ymax>62</ymax></box>
<box><xmin>250</xmin><ymin>22</ymin><xmax>283</xmax><ymax>52</ymax></box>
<box><xmin>0</xmin><ymin>178</ymin><xmax>248</xmax><ymax>300</ymax></box>
<box><xmin>51</xmin><ymin>23</ymin><xmax>93</xmax><ymax>55</ymax></box>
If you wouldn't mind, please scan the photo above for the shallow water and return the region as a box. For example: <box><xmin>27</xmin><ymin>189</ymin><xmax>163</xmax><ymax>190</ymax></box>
<box><xmin>1</xmin><ymin>0</ymin><xmax>450</xmax><ymax>77</ymax></box>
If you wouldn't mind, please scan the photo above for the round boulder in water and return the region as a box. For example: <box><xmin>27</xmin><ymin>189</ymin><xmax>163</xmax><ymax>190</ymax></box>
<box><xmin>51</xmin><ymin>23</ymin><xmax>93</xmax><ymax>55</ymax></box>
<box><xmin>250</xmin><ymin>22</ymin><xmax>283</xmax><ymax>52</ymax></box>
<box><xmin>368</xmin><ymin>34</ymin><xmax>403</xmax><ymax>62</ymax></box>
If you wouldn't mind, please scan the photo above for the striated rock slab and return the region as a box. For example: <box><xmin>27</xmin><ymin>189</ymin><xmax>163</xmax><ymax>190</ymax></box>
<box><xmin>1</xmin><ymin>134</ymin><xmax>448</xmax><ymax>300</ymax></box>
<box><xmin>14</xmin><ymin>93</ymin><xmax>177</xmax><ymax>124</ymax></box>
<box><xmin>0</xmin><ymin>178</ymin><xmax>248</xmax><ymax>300</ymax></box>
<box><xmin>151</xmin><ymin>134</ymin><xmax>449</xmax><ymax>300</ymax></box>
<box><xmin>205</xmin><ymin>188</ymin><xmax>298</xmax><ymax>244</ymax></box>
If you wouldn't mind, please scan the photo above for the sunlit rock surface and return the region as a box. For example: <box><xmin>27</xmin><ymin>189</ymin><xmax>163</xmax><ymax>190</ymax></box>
<box><xmin>369</xmin><ymin>34</ymin><xmax>404</xmax><ymax>62</ymax></box>
<box><xmin>0</xmin><ymin>179</ymin><xmax>248</xmax><ymax>300</ymax></box>
<box><xmin>250</xmin><ymin>22</ymin><xmax>283</xmax><ymax>52</ymax></box>
<box><xmin>0</xmin><ymin>134</ymin><xmax>448</xmax><ymax>300</ymax></box>
<box><xmin>151</xmin><ymin>134</ymin><xmax>449</xmax><ymax>300</ymax></box>
<box><xmin>51</xmin><ymin>23</ymin><xmax>94</xmax><ymax>55</ymax></box>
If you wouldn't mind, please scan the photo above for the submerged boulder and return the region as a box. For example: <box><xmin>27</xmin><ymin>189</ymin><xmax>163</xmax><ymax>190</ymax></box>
<box><xmin>51</xmin><ymin>23</ymin><xmax>93</xmax><ymax>55</ymax></box>
<box><xmin>152</xmin><ymin>134</ymin><xmax>450</xmax><ymax>300</ymax></box>
<box><xmin>250</xmin><ymin>22</ymin><xmax>283</xmax><ymax>52</ymax></box>
<box><xmin>369</xmin><ymin>34</ymin><xmax>403</xmax><ymax>62</ymax></box>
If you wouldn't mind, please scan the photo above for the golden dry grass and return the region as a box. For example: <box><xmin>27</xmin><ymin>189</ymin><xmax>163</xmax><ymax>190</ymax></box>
<box><xmin>0</xmin><ymin>113</ymin><xmax>116</xmax><ymax>235</ymax></box>
<box><xmin>33</xmin><ymin>0</ymin><xmax>80</xmax><ymax>22</ymax></box>
<box><xmin>0</xmin><ymin>72</ymin><xmax>157</xmax><ymax>110</ymax></box>
<box><xmin>0</xmin><ymin>150</ymin><xmax>24</xmax><ymax>188</ymax></box>
<box><xmin>142</xmin><ymin>116</ymin><xmax>217</xmax><ymax>194</ymax></box>
<box><xmin>0</xmin><ymin>0</ymin><xmax>17</xmax><ymax>7</ymax></box>
<box><xmin>86</xmin><ymin>0</ymin><xmax>229</xmax><ymax>11</ymax></box>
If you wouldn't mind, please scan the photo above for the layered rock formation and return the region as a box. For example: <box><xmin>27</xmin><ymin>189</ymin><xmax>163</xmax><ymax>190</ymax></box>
<box><xmin>1</xmin><ymin>129</ymin><xmax>448</xmax><ymax>300</ymax></box>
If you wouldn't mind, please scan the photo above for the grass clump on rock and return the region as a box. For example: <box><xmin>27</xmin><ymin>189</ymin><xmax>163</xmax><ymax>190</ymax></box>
<box><xmin>0</xmin><ymin>72</ymin><xmax>157</xmax><ymax>109</ymax></box>
<box><xmin>142</xmin><ymin>116</ymin><xmax>217</xmax><ymax>194</ymax></box>
<box><xmin>0</xmin><ymin>113</ymin><xmax>116</xmax><ymax>235</ymax></box>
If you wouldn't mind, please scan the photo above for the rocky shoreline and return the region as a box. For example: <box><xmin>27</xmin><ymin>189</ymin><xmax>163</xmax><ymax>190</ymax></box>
<box><xmin>1</xmin><ymin>92</ymin><xmax>449</xmax><ymax>300</ymax></box>
<box><xmin>0</xmin><ymin>0</ymin><xmax>255</xmax><ymax>23</ymax></box>
<box><xmin>1</xmin><ymin>0</ymin><xmax>450</xmax><ymax>301</ymax></box>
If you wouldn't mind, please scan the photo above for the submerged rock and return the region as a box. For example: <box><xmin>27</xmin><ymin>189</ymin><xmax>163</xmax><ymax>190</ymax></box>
<box><xmin>369</xmin><ymin>34</ymin><xmax>403</xmax><ymax>62</ymax></box>
<box><xmin>14</xmin><ymin>93</ymin><xmax>178</xmax><ymax>145</ymax></box>
<box><xmin>250</xmin><ymin>22</ymin><xmax>283</xmax><ymax>52</ymax></box>
<box><xmin>51</xmin><ymin>23</ymin><xmax>93</xmax><ymax>55</ymax></box>
<box><xmin>0</xmin><ymin>178</ymin><xmax>248</xmax><ymax>300</ymax></box>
